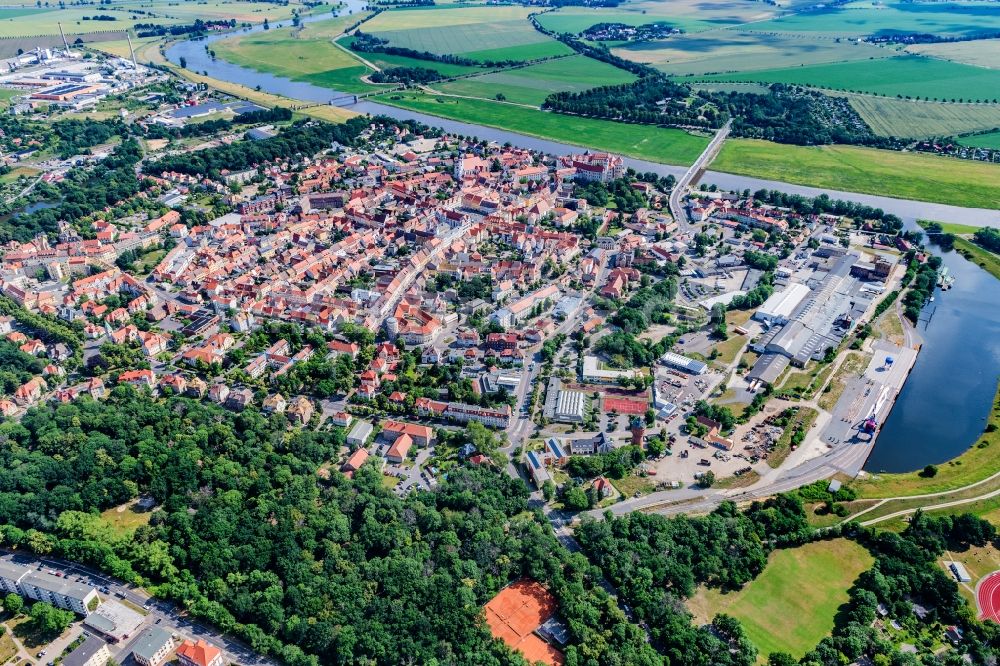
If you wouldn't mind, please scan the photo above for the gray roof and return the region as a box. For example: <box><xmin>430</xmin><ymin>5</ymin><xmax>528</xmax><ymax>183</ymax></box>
<box><xmin>131</xmin><ymin>626</ymin><xmax>174</xmax><ymax>662</ymax></box>
<box><xmin>63</xmin><ymin>635</ymin><xmax>108</xmax><ymax>666</ymax></box>
<box><xmin>20</xmin><ymin>570</ymin><xmax>95</xmax><ymax>602</ymax></box>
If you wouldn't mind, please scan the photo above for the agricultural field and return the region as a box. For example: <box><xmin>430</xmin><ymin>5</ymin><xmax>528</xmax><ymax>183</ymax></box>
<box><xmin>432</xmin><ymin>55</ymin><xmax>636</xmax><ymax>107</ymax></box>
<box><xmin>362</xmin><ymin>5</ymin><xmax>572</xmax><ymax>62</ymax></box>
<box><xmin>959</xmin><ymin>130</ymin><xmax>1000</xmax><ymax>150</ymax></box>
<box><xmin>908</xmin><ymin>38</ymin><xmax>1000</xmax><ymax>70</ymax></box>
<box><xmin>699</xmin><ymin>55</ymin><xmax>1000</xmax><ymax>102</ymax></box>
<box><xmin>0</xmin><ymin>0</ymin><xmax>303</xmax><ymax>36</ymax></box>
<box><xmin>688</xmin><ymin>539</ymin><xmax>874</xmax><ymax>659</ymax></box>
<box><xmin>535</xmin><ymin>7</ymin><xmax>728</xmax><ymax>35</ymax></box>
<box><xmin>835</xmin><ymin>93</ymin><xmax>1000</xmax><ymax>138</ymax></box>
<box><xmin>378</xmin><ymin>91</ymin><xmax>710</xmax><ymax>165</ymax></box>
<box><xmin>615</xmin><ymin>30</ymin><xmax>893</xmax><ymax>76</ymax></box>
<box><xmin>743</xmin><ymin>1</ymin><xmax>1000</xmax><ymax>39</ymax></box>
<box><xmin>711</xmin><ymin>139</ymin><xmax>1000</xmax><ymax>210</ymax></box>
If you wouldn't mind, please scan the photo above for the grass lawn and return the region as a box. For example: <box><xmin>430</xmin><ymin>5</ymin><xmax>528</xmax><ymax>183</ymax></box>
<box><xmin>959</xmin><ymin>130</ymin><xmax>1000</xmax><ymax>150</ymax></box>
<box><xmin>377</xmin><ymin>91</ymin><xmax>709</xmax><ymax>165</ymax></box>
<box><xmin>610</xmin><ymin>473</ymin><xmax>656</xmax><ymax>498</ymax></box>
<box><xmin>708</xmin><ymin>334</ymin><xmax>748</xmax><ymax>367</ymax></box>
<box><xmin>381</xmin><ymin>474</ymin><xmax>401</xmax><ymax>489</ymax></box>
<box><xmin>711</xmin><ymin>139</ymin><xmax>1000</xmax><ymax>210</ymax></box>
<box><xmin>952</xmin><ymin>236</ymin><xmax>1000</xmax><ymax>284</ymax></box>
<box><xmin>698</xmin><ymin>55</ymin><xmax>1000</xmax><ymax>102</ymax></box>
<box><xmin>851</xmin><ymin>381</ymin><xmax>1000</xmax><ymax>498</ymax></box>
<box><xmin>0</xmin><ymin>87</ymin><xmax>19</xmax><ymax>108</ymax></box>
<box><xmin>687</xmin><ymin>539</ymin><xmax>874</xmax><ymax>658</ymax></box>
<box><xmin>0</xmin><ymin>166</ymin><xmax>41</xmax><ymax>183</ymax></box>
<box><xmin>100</xmin><ymin>501</ymin><xmax>154</xmax><ymax>537</ymax></box>
<box><xmin>434</xmin><ymin>55</ymin><xmax>635</xmax><ymax>106</ymax></box>
<box><xmin>0</xmin><ymin>628</ymin><xmax>17</xmax><ymax>665</ymax></box>
<box><xmin>918</xmin><ymin>220</ymin><xmax>986</xmax><ymax>236</ymax></box>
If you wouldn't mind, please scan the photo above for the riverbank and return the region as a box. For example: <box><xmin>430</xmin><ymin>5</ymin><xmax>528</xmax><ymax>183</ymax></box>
<box><xmin>853</xmin><ymin>381</ymin><xmax>1000</xmax><ymax>498</ymax></box>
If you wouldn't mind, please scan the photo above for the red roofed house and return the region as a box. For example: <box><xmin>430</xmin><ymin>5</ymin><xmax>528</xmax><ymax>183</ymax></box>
<box><xmin>176</xmin><ymin>640</ymin><xmax>223</xmax><ymax>666</ymax></box>
<box><xmin>386</xmin><ymin>433</ymin><xmax>413</xmax><ymax>463</ymax></box>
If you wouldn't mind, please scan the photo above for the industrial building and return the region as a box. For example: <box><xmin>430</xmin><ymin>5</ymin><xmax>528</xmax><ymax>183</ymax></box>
<box><xmin>553</xmin><ymin>388</ymin><xmax>587</xmax><ymax>423</ymax></box>
<box><xmin>659</xmin><ymin>351</ymin><xmax>708</xmax><ymax>375</ymax></box>
<box><xmin>748</xmin><ymin>253</ymin><xmax>873</xmax><ymax>385</ymax></box>
<box><xmin>83</xmin><ymin>598</ymin><xmax>145</xmax><ymax>642</ymax></box>
<box><xmin>0</xmin><ymin>561</ymin><xmax>99</xmax><ymax>615</ymax></box>
<box><xmin>753</xmin><ymin>283</ymin><xmax>811</xmax><ymax>325</ymax></box>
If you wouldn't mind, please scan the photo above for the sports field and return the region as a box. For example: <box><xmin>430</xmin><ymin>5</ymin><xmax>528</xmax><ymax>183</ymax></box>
<box><xmin>908</xmin><ymin>38</ymin><xmax>1000</xmax><ymax>70</ymax></box>
<box><xmin>688</xmin><ymin>539</ymin><xmax>874</xmax><ymax>658</ymax></box>
<box><xmin>363</xmin><ymin>5</ymin><xmax>572</xmax><ymax>62</ymax></box>
<box><xmin>617</xmin><ymin>29</ymin><xmax>892</xmax><ymax>76</ymax></box>
<box><xmin>712</xmin><ymin>139</ymin><xmax>1000</xmax><ymax>210</ymax></box>
<box><xmin>744</xmin><ymin>2</ymin><xmax>1000</xmax><ymax>39</ymax></box>
<box><xmin>959</xmin><ymin>131</ymin><xmax>1000</xmax><ymax>150</ymax></box>
<box><xmin>433</xmin><ymin>55</ymin><xmax>636</xmax><ymax>106</ymax></box>
<box><xmin>700</xmin><ymin>55</ymin><xmax>1000</xmax><ymax>102</ymax></box>
<box><xmin>377</xmin><ymin>91</ymin><xmax>710</xmax><ymax>165</ymax></box>
<box><xmin>837</xmin><ymin>94</ymin><xmax>1000</xmax><ymax>139</ymax></box>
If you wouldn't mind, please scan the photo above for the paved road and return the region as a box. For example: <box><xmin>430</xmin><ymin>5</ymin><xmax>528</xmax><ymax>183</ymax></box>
<box><xmin>2</xmin><ymin>551</ymin><xmax>276</xmax><ymax>666</ymax></box>
<box><xmin>669</xmin><ymin>119</ymin><xmax>733</xmax><ymax>228</ymax></box>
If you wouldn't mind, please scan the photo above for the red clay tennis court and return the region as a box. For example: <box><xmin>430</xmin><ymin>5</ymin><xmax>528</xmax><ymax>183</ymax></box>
<box><xmin>484</xmin><ymin>580</ymin><xmax>565</xmax><ymax>666</ymax></box>
<box><xmin>602</xmin><ymin>396</ymin><xmax>647</xmax><ymax>415</ymax></box>
<box><xmin>977</xmin><ymin>571</ymin><xmax>1000</xmax><ymax>623</ymax></box>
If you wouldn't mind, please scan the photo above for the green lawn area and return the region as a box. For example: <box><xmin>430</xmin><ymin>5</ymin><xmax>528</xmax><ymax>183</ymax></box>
<box><xmin>0</xmin><ymin>627</ymin><xmax>17</xmax><ymax>665</ymax></box>
<box><xmin>851</xmin><ymin>381</ymin><xmax>1000</xmax><ymax>499</ymax></box>
<box><xmin>959</xmin><ymin>130</ymin><xmax>1000</xmax><ymax>150</ymax></box>
<box><xmin>698</xmin><ymin>55</ymin><xmax>1000</xmax><ymax>102</ymax></box>
<box><xmin>610</xmin><ymin>473</ymin><xmax>656</xmax><ymax>498</ymax></box>
<box><xmin>687</xmin><ymin>539</ymin><xmax>874</xmax><ymax>659</ymax></box>
<box><xmin>767</xmin><ymin>407</ymin><xmax>818</xmax><ymax>469</ymax></box>
<box><xmin>711</xmin><ymin>139</ymin><xmax>1000</xmax><ymax>210</ymax></box>
<box><xmin>213</xmin><ymin>22</ymin><xmax>380</xmax><ymax>94</ymax></box>
<box><xmin>0</xmin><ymin>166</ymin><xmax>40</xmax><ymax>183</ymax></box>
<box><xmin>377</xmin><ymin>91</ymin><xmax>709</xmax><ymax>165</ymax></box>
<box><xmin>99</xmin><ymin>501</ymin><xmax>154</xmax><ymax>537</ymax></box>
<box><xmin>0</xmin><ymin>87</ymin><xmax>19</xmax><ymax>108</ymax></box>
<box><xmin>953</xmin><ymin>236</ymin><xmax>1000</xmax><ymax>283</ymax></box>
<box><xmin>434</xmin><ymin>55</ymin><xmax>635</xmax><ymax>106</ymax></box>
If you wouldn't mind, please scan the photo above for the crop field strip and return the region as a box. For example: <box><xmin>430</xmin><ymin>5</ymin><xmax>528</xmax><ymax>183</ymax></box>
<box><xmin>740</xmin><ymin>1</ymin><xmax>1000</xmax><ymax>39</ymax></box>
<box><xmin>697</xmin><ymin>55</ymin><xmax>1000</xmax><ymax>101</ymax></box>
<box><xmin>908</xmin><ymin>38</ymin><xmax>1000</xmax><ymax>70</ymax></box>
<box><xmin>830</xmin><ymin>93</ymin><xmax>1000</xmax><ymax>139</ymax></box>
<box><xmin>959</xmin><ymin>131</ymin><xmax>1000</xmax><ymax>150</ymax></box>
<box><xmin>616</xmin><ymin>29</ymin><xmax>894</xmax><ymax>76</ymax></box>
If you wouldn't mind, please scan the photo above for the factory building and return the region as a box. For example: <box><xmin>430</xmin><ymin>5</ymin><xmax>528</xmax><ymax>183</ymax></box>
<box><xmin>553</xmin><ymin>389</ymin><xmax>587</xmax><ymax>423</ymax></box>
<box><xmin>753</xmin><ymin>283</ymin><xmax>811</xmax><ymax>326</ymax></box>
<box><xmin>659</xmin><ymin>351</ymin><xmax>708</xmax><ymax>375</ymax></box>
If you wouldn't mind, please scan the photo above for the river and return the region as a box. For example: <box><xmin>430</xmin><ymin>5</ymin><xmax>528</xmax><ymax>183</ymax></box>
<box><xmin>864</xmin><ymin>230</ymin><xmax>1000</xmax><ymax>473</ymax></box>
<box><xmin>165</xmin><ymin>15</ymin><xmax>1000</xmax><ymax>472</ymax></box>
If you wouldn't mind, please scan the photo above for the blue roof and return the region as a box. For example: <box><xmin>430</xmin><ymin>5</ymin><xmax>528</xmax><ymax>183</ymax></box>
<box><xmin>526</xmin><ymin>450</ymin><xmax>544</xmax><ymax>469</ymax></box>
<box><xmin>547</xmin><ymin>438</ymin><xmax>565</xmax><ymax>460</ymax></box>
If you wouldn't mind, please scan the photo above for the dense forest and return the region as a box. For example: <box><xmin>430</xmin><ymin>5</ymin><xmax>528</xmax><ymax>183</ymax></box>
<box><xmin>544</xmin><ymin>79</ymin><xmax>896</xmax><ymax>147</ymax></box>
<box><xmin>0</xmin><ymin>391</ymin><xmax>660</xmax><ymax>666</ymax></box>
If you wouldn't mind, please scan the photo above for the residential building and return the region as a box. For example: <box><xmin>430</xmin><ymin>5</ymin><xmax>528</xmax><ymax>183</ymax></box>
<box><xmin>176</xmin><ymin>640</ymin><xmax>224</xmax><ymax>666</ymax></box>
<box><xmin>130</xmin><ymin>626</ymin><xmax>175</xmax><ymax>666</ymax></box>
<box><xmin>0</xmin><ymin>562</ymin><xmax>99</xmax><ymax>615</ymax></box>
<box><xmin>62</xmin><ymin>635</ymin><xmax>111</xmax><ymax>666</ymax></box>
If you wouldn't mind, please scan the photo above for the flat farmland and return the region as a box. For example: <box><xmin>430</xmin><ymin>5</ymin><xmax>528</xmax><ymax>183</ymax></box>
<box><xmin>908</xmin><ymin>38</ymin><xmax>1000</xmax><ymax>70</ymax></box>
<box><xmin>712</xmin><ymin>139</ymin><xmax>1000</xmax><ymax>209</ymax></box>
<box><xmin>434</xmin><ymin>55</ymin><xmax>636</xmax><ymax>106</ymax></box>
<box><xmin>959</xmin><ymin>131</ymin><xmax>1000</xmax><ymax>150</ymax></box>
<box><xmin>535</xmin><ymin>7</ymin><xmax>725</xmax><ymax>34</ymax></box>
<box><xmin>626</xmin><ymin>0</ymin><xmax>777</xmax><ymax>26</ymax></box>
<box><xmin>700</xmin><ymin>55</ymin><xmax>1000</xmax><ymax>101</ymax></box>
<box><xmin>615</xmin><ymin>30</ymin><xmax>892</xmax><ymax>76</ymax></box>
<box><xmin>744</xmin><ymin>2</ymin><xmax>1000</xmax><ymax>39</ymax></box>
<box><xmin>837</xmin><ymin>94</ymin><xmax>1000</xmax><ymax>138</ymax></box>
<box><xmin>688</xmin><ymin>539</ymin><xmax>874</xmax><ymax>659</ymax></box>
<box><xmin>376</xmin><ymin>91</ymin><xmax>710</xmax><ymax>165</ymax></box>
<box><xmin>365</xmin><ymin>6</ymin><xmax>572</xmax><ymax>62</ymax></box>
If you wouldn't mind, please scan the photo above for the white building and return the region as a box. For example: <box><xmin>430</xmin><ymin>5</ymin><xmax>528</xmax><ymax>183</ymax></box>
<box><xmin>131</xmin><ymin>626</ymin><xmax>176</xmax><ymax>666</ymax></box>
<box><xmin>553</xmin><ymin>389</ymin><xmax>586</xmax><ymax>423</ymax></box>
<box><xmin>346</xmin><ymin>420</ymin><xmax>374</xmax><ymax>447</ymax></box>
<box><xmin>0</xmin><ymin>561</ymin><xmax>99</xmax><ymax>615</ymax></box>
<box><xmin>753</xmin><ymin>283</ymin><xmax>810</xmax><ymax>326</ymax></box>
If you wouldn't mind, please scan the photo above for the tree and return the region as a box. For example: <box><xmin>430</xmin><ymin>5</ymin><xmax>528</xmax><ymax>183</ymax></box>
<box><xmin>3</xmin><ymin>593</ymin><xmax>23</xmax><ymax>615</ymax></box>
<box><xmin>542</xmin><ymin>480</ymin><xmax>555</xmax><ymax>502</ymax></box>
<box><xmin>920</xmin><ymin>464</ymin><xmax>938</xmax><ymax>478</ymax></box>
<box><xmin>697</xmin><ymin>470</ymin><xmax>715</xmax><ymax>488</ymax></box>
<box><xmin>29</xmin><ymin>602</ymin><xmax>74</xmax><ymax>637</ymax></box>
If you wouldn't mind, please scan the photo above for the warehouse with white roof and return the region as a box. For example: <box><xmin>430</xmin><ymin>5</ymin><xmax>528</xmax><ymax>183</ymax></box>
<box><xmin>753</xmin><ymin>283</ymin><xmax>811</xmax><ymax>325</ymax></box>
